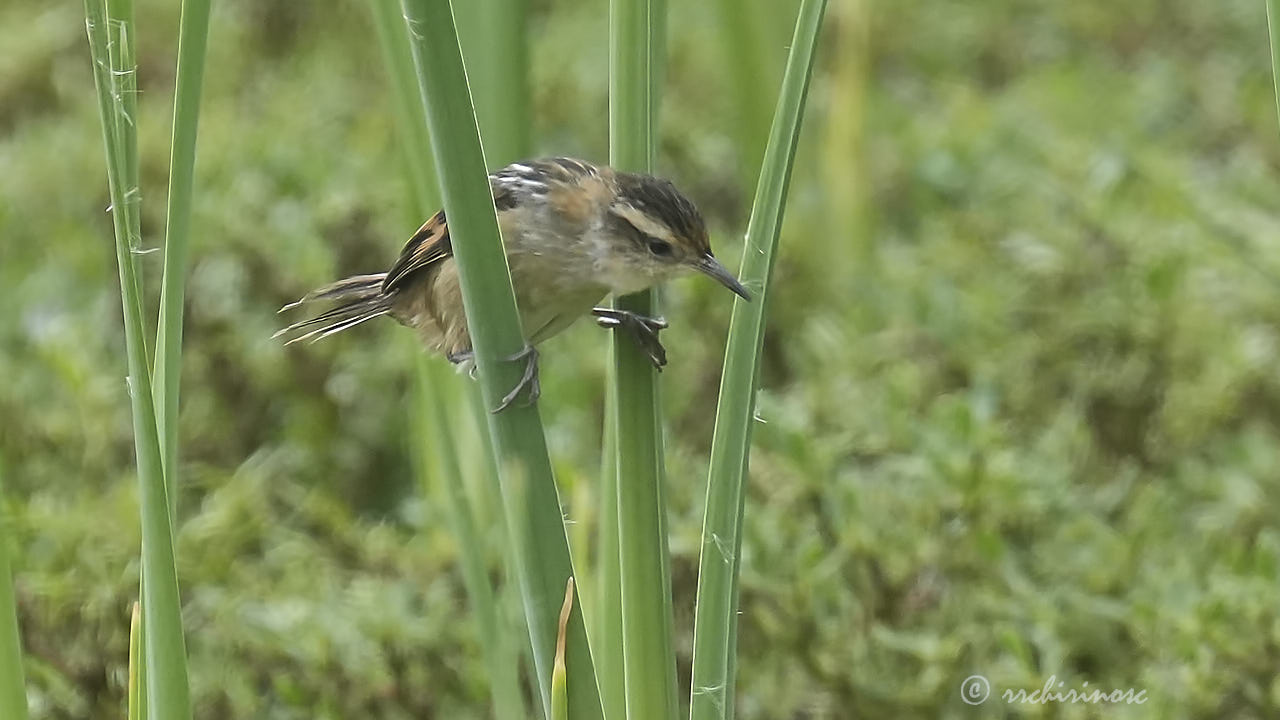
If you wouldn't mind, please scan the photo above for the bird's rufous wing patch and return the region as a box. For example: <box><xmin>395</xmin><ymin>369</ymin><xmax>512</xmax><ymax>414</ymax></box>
<box><xmin>383</xmin><ymin>211</ymin><xmax>452</xmax><ymax>292</ymax></box>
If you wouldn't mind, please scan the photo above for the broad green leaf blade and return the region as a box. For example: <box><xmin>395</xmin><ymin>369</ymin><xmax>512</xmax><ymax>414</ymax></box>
<box><xmin>84</xmin><ymin>3</ymin><xmax>192</xmax><ymax>719</ymax></box>
<box><xmin>396</xmin><ymin>2</ymin><xmax>602</xmax><ymax>717</ymax></box>
<box><xmin>154</xmin><ymin>0</ymin><xmax>212</xmax><ymax>513</ymax></box>
<box><xmin>689</xmin><ymin>2</ymin><xmax>827</xmax><ymax>719</ymax></box>
<box><xmin>0</xmin><ymin>470</ymin><xmax>27</xmax><ymax>720</ymax></box>
<box><xmin>608</xmin><ymin>1</ymin><xmax>679</xmax><ymax>718</ymax></box>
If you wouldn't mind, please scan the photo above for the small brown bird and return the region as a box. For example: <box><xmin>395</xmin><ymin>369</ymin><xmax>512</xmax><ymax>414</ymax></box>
<box><xmin>277</xmin><ymin>157</ymin><xmax>750</xmax><ymax>410</ymax></box>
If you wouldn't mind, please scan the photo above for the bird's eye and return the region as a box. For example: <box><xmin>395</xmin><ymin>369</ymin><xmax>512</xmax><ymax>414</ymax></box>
<box><xmin>647</xmin><ymin>239</ymin><xmax>673</xmax><ymax>257</ymax></box>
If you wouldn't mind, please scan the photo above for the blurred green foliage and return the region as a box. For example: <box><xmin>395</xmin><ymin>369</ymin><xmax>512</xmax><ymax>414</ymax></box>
<box><xmin>4</xmin><ymin>0</ymin><xmax>1280</xmax><ymax>717</ymax></box>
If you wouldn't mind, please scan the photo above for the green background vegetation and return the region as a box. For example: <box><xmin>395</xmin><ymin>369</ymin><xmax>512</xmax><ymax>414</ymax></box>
<box><xmin>4</xmin><ymin>0</ymin><xmax>1280</xmax><ymax>717</ymax></box>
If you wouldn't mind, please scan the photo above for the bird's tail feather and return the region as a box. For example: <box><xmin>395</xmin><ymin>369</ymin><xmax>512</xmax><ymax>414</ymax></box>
<box><xmin>275</xmin><ymin>273</ymin><xmax>393</xmax><ymax>345</ymax></box>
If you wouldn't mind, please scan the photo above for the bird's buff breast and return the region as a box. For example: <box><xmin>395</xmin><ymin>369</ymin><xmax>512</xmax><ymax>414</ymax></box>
<box><xmin>393</xmin><ymin>246</ymin><xmax>608</xmax><ymax>357</ymax></box>
<box><xmin>507</xmin><ymin>246</ymin><xmax>610</xmax><ymax>344</ymax></box>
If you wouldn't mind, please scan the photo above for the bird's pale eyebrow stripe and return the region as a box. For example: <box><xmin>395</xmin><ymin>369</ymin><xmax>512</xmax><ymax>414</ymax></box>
<box><xmin>611</xmin><ymin>203</ymin><xmax>675</xmax><ymax>243</ymax></box>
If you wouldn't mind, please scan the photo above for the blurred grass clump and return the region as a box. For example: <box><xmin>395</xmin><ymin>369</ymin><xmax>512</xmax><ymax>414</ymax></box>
<box><xmin>4</xmin><ymin>0</ymin><xmax>1280</xmax><ymax>717</ymax></box>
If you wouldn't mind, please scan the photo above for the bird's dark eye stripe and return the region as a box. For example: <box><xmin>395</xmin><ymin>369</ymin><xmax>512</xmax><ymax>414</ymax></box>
<box><xmin>609</xmin><ymin>207</ymin><xmax>678</xmax><ymax>258</ymax></box>
<box><xmin>647</xmin><ymin>238</ymin><xmax>673</xmax><ymax>256</ymax></box>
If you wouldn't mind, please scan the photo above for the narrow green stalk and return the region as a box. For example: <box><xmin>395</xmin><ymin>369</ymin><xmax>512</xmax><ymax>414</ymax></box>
<box><xmin>153</xmin><ymin>0</ymin><xmax>212</xmax><ymax>512</ymax></box>
<box><xmin>461</xmin><ymin>380</ymin><xmax>541</xmax><ymax>698</ymax></box>
<box><xmin>371</xmin><ymin>1</ymin><xmax>534</xmax><ymax>714</ymax></box>
<box><xmin>608</xmin><ymin>1</ymin><xmax>679</xmax><ymax>718</ymax></box>
<box><xmin>84</xmin><ymin>4</ymin><xmax>192</xmax><ymax>719</ymax></box>
<box><xmin>450</xmin><ymin>0</ymin><xmax>535</xmax><ymax>567</ymax></box>
<box><xmin>593</xmin><ymin>379</ymin><xmax>625</xmax><ymax>720</ymax></box>
<box><xmin>414</xmin><ymin>359</ymin><xmax>525</xmax><ymax>720</ymax></box>
<box><xmin>454</xmin><ymin>0</ymin><xmax>531</xmax><ymax>167</ymax></box>
<box><xmin>106</xmin><ymin>0</ymin><xmax>147</xmax><ymax>344</ymax></box>
<box><xmin>369</xmin><ymin>0</ymin><xmax>440</xmax><ymax>209</ymax></box>
<box><xmin>106</xmin><ymin>0</ymin><xmax>138</xmax><ymax>229</ymax></box>
<box><xmin>1268</xmin><ymin>0</ymin><xmax>1280</xmax><ymax>133</ymax></box>
<box><xmin>688</xmin><ymin>2</ymin><xmax>827</xmax><ymax>719</ymax></box>
<box><xmin>463</xmin><ymin>385</ymin><xmax>512</xmax><ymax>544</ymax></box>
<box><xmin>397</xmin><ymin>2</ymin><xmax>601</xmax><ymax>716</ymax></box>
<box><xmin>0</xmin><ymin>469</ymin><xmax>28</xmax><ymax>720</ymax></box>
<box><xmin>127</xmin><ymin>602</ymin><xmax>142</xmax><ymax>720</ymax></box>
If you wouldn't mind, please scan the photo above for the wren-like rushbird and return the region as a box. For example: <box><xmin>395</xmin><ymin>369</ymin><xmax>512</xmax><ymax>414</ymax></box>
<box><xmin>277</xmin><ymin>157</ymin><xmax>750</xmax><ymax>410</ymax></box>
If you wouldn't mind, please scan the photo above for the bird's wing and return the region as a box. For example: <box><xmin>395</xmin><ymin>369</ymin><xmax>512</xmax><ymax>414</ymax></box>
<box><xmin>382</xmin><ymin>210</ymin><xmax>452</xmax><ymax>293</ymax></box>
<box><xmin>382</xmin><ymin>160</ymin><xmax>596</xmax><ymax>292</ymax></box>
<box><xmin>490</xmin><ymin>157</ymin><xmax>596</xmax><ymax>201</ymax></box>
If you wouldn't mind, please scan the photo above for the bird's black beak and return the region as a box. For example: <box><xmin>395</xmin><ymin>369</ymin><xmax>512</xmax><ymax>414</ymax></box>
<box><xmin>697</xmin><ymin>255</ymin><xmax>752</xmax><ymax>301</ymax></box>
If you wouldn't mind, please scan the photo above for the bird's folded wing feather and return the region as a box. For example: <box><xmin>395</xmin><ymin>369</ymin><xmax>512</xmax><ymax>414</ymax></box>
<box><xmin>382</xmin><ymin>211</ymin><xmax>452</xmax><ymax>292</ymax></box>
<box><xmin>381</xmin><ymin>174</ymin><xmax>527</xmax><ymax>293</ymax></box>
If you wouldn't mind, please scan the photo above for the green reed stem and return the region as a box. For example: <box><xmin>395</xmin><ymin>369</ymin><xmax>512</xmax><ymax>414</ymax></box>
<box><xmin>397</xmin><ymin>2</ymin><xmax>602</xmax><ymax>716</ymax></box>
<box><xmin>85</xmin><ymin>3</ymin><xmax>192</xmax><ymax>718</ymax></box>
<box><xmin>371</xmin><ymin>0</ymin><xmax>536</xmax><ymax>714</ymax></box>
<box><xmin>369</xmin><ymin>0</ymin><xmax>440</xmax><ymax>210</ymax></box>
<box><xmin>455</xmin><ymin>0</ymin><xmax>531</xmax><ymax>167</ymax></box>
<box><xmin>106</xmin><ymin>0</ymin><xmax>148</xmax><ymax>352</ymax></box>
<box><xmin>153</xmin><ymin>0</ymin><xmax>211</xmax><ymax>512</ymax></box>
<box><xmin>593</xmin><ymin>379</ymin><xmax>626</xmax><ymax>720</ymax></box>
<box><xmin>608</xmin><ymin>1</ymin><xmax>679</xmax><ymax>718</ymax></box>
<box><xmin>414</xmin><ymin>359</ymin><xmax>526</xmax><ymax>720</ymax></box>
<box><xmin>689</xmin><ymin>2</ymin><xmax>827</xmax><ymax>719</ymax></box>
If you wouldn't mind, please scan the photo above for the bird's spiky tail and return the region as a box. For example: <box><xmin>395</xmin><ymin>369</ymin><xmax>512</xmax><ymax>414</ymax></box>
<box><xmin>274</xmin><ymin>273</ymin><xmax>393</xmax><ymax>345</ymax></box>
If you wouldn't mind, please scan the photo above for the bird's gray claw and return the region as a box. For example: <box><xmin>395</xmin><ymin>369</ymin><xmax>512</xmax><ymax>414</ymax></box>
<box><xmin>491</xmin><ymin>344</ymin><xmax>540</xmax><ymax>413</ymax></box>
<box><xmin>591</xmin><ymin>307</ymin><xmax>669</xmax><ymax>370</ymax></box>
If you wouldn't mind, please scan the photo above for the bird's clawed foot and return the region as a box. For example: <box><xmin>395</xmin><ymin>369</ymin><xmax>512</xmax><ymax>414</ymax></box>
<box><xmin>491</xmin><ymin>344</ymin><xmax>540</xmax><ymax>413</ymax></box>
<box><xmin>447</xmin><ymin>350</ymin><xmax>478</xmax><ymax>378</ymax></box>
<box><xmin>592</xmin><ymin>307</ymin><xmax>668</xmax><ymax>370</ymax></box>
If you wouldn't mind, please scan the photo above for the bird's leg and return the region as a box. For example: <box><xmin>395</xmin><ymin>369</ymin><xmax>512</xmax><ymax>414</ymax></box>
<box><xmin>491</xmin><ymin>344</ymin><xmax>540</xmax><ymax>413</ymax></box>
<box><xmin>592</xmin><ymin>307</ymin><xmax>668</xmax><ymax>370</ymax></box>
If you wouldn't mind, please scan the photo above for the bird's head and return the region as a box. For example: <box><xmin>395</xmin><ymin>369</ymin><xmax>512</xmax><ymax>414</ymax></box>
<box><xmin>601</xmin><ymin>172</ymin><xmax>752</xmax><ymax>300</ymax></box>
